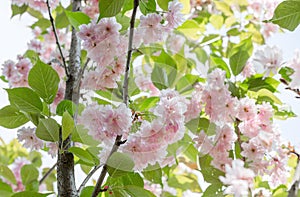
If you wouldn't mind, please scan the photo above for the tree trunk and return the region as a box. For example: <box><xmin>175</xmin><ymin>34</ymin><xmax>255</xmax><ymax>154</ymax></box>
<box><xmin>57</xmin><ymin>0</ymin><xmax>81</xmax><ymax>196</ymax></box>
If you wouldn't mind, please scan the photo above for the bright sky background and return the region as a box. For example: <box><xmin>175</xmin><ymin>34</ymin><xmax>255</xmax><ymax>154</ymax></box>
<box><xmin>0</xmin><ymin>0</ymin><xmax>300</xmax><ymax>160</ymax></box>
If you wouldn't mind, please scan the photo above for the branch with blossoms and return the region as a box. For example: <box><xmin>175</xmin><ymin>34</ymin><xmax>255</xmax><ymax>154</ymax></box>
<box><xmin>91</xmin><ymin>0</ymin><xmax>139</xmax><ymax>196</ymax></box>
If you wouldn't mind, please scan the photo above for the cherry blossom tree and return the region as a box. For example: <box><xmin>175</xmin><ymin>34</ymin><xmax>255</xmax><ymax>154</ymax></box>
<box><xmin>1</xmin><ymin>0</ymin><xmax>300</xmax><ymax>196</ymax></box>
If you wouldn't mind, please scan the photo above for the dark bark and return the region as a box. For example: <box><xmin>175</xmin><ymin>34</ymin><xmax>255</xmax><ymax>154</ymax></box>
<box><xmin>57</xmin><ymin>0</ymin><xmax>81</xmax><ymax>196</ymax></box>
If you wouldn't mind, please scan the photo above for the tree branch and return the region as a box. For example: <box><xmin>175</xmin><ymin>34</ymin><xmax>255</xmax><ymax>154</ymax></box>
<box><xmin>57</xmin><ymin>0</ymin><xmax>81</xmax><ymax>196</ymax></box>
<box><xmin>91</xmin><ymin>1</ymin><xmax>139</xmax><ymax>196</ymax></box>
<box><xmin>39</xmin><ymin>162</ymin><xmax>57</xmax><ymax>185</ymax></box>
<box><xmin>77</xmin><ymin>164</ymin><xmax>103</xmax><ymax>194</ymax></box>
<box><xmin>46</xmin><ymin>0</ymin><xmax>69</xmax><ymax>77</ymax></box>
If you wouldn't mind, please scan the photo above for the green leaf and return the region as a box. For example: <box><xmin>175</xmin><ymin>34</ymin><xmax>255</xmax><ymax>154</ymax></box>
<box><xmin>209</xmin><ymin>15</ymin><xmax>224</xmax><ymax>29</ymax></box>
<box><xmin>6</xmin><ymin>87</ymin><xmax>43</xmax><ymax>113</ymax></box>
<box><xmin>214</xmin><ymin>1</ymin><xmax>233</xmax><ymax>16</ymax></box>
<box><xmin>0</xmin><ymin>105</ymin><xmax>29</xmax><ymax>129</ymax></box>
<box><xmin>142</xmin><ymin>163</ymin><xmax>162</xmax><ymax>185</ymax></box>
<box><xmin>12</xmin><ymin>192</ymin><xmax>52</xmax><ymax>197</ymax></box>
<box><xmin>138</xmin><ymin>97</ymin><xmax>160</xmax><ymax>111</ymax></box>
<box><xmin>98</xmin><ymin>0</ymin><xmax>125</xmax><ymax>19</ymax></box>
<box><xmin>31</xmin><ymin>18</ymin><xmax>51</xmax><ymax>31</ymax></box>
<box><xmin>65</xmin><ymin>11</ymin><xmax>91</xmax><ymax>31</ymax></box>
<box><xmin>55</xmin><ymin>11</ymin><xmax>70</xmax><ymax>29</ymax></box>
<box><xmin>62</xmin><ymin>112</ymin><xmax>75</xmax><ymax>140</ymax></box>
<box><xmin>199</xmin><ymin>155</ymin><xmax>224</xmax><ymax>184</ymax></box>
<box><xmin>202</xmin><ymin>183</ymin><xmax>223</xmax><ymax>197</ymax></box>
<box><xmin>11</xmin><ymin>4</ymin><xmax>28</xmax><ymax>18</ymax></box>
<box><xmin>72</xmin><ymin>125</ymin><xmax>100</xmax><ymax>146</ymax></box>
<box><xmin>185</xmin><ymin>118</ymin><xmax>211</xmax><ymax>134</ymax></box>
<box><xmin>107</xmin><ymin>152</ymin><xmax>134</xmax><ymax>177</ymax></box>
<box><xmin>168</xmin><ymin>173</ymin><xmax>201</xmax><ymax>192</ymax></box>
<box><xmin>56</xmin><ymin>100</ymin><xmax>77</xmax><ymax>116</ymax></box>
<box><xmin>69</xmin><ymin>147</ymin><xmax>95</xmax><ymax>166</ymax></box>
<box><xmin>0</xmin><ymin>179</ymin><xmax>13</xmax><ymax>193</ymax></box>
<box><xmin>124</xmin><ymin>185</ymin><xmax>156</xmax><ymax>197</ymax></box>
<box><xmin>269</xmin><ymin>0</ymin><xmax>300</xmax><ymax>31</ymax></box>
<box><xmin>140</xmin><ymin>0</ymin><xmax>156</xmax><ymax>15</ymax></box>
<box><xmin>80</xmin><ymin>186</ymin><xmax>94</xmax><ymax>197</ymax></box>
<box><xmin>210</xmin><ymin>55</ymin><xmax>231</xmax><ymax>78</ymax></box>
<box><xmin>279</xmin><ymin>66</ymin><xmax>294</xmax><ymax>83</ymax></box>
<box><xmin>176</xmin><ymin>74</ymin><xmax>199</xmax><ymax>93</ymax></box>
<box><xmin>0</xmin><ymin>165</ymin><xmax>17</xmax><ymax>184</ymax></box>
<box><xmin>157</xmin><ymin>0</ymin><xmax>171</xmax><ymax>10</ymax></box>
<box><xmin>151</xmin><ymin>65</ymin><xmax>169</xmax><ymax>90</ymax></box>
<box><xmin>177</xmin><ymin>20</ymin><xmax>204</xmax><ymax>40</ymax></box>
<box><xmin>28</xmin><ymin>60</ymin><xmax>60</xmax><ymax>104</ymax></box>
<box><xmin>243</xmin><ymin>75</ymin><xmax>280</xmax><ymax>92</ymax></box>
<box><xmin>36</xmin><ymin>118</ymin><xmax>59</xmax><ymax>142</ymax></box>
<box><xmin>229</xmin><ymin>50</ymin><xmax>249</xmax><ymax>76</ymax></box>
<box><xmin>21</xmin><ymin>164</ymin><xmax>39</xmax><ymax>185</ymax></box>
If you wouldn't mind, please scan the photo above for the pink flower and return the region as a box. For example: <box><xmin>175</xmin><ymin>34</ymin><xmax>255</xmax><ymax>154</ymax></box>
<box><xmin>252</xmin><ymin>45</ymin><xmax>283</xmax><ymax>78</ymax></box>
<box><xmin>15</xmin><ymin>58</ymin><xmax>31</xmax><ymax>75</ymax></box>
<box><xmin>9</xmin><ymin>158</ymin><xmax>30</xmax><ymax>192</ymax></box>
<box><xmin>166</xmin><ymin>0</ymin><xmax>184</xmax><ymax>29</ymax></box>
<box><xmin>236</xmin><ymin>97</ymin><xmax>257</xmax><ymax>121</ymax></box>
<box><xmin>241</xmin><ymin>138</ymin><xmax>265</xmax><ymax>161</ymax></box>
<box><xmin>78</xmin><ymin>103</ymin><xmax>132</xmax><ymax>144</ymax></box>
<box><xmin>167</xmin><ymin>34</ymin><xmax>185</xmax><ymax>54</ymax></box>
<box><xmin>17</xmin><ymin>127</ymin><xmax>44</xmax><ymax>150</ymax></box>
<box><xmin>103</xmin><ymin>103</ymin><xmax>132</xmax><ymax>136</ymax></box>
<box><xmin>47</xmin><ymin>142</ymin><xmax>58</xmax><ymax>158</ymax></box>
<box><xmin>2</xmin><ymin>60</ymin><xmax>16</xmax><ymax>79</ymax></box>
<box><xmin>219</xmin><ymin>159</ymin><xmax>255</xmax><ymax>197</ymax></box>
<box><xmin>137</xmin><ymin>13</ymin><xmax>165</xmax><ymax>45</ymax></box>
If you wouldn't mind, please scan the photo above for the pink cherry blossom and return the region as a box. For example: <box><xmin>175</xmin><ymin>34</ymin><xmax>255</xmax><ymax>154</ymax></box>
<box><xmin>166</xmin><ymin>0</ymin><xmax>185</xmax><ymax>29</ymax></box>
<box><xmin>241</xmin><ymin>137</ymin><xmax>265</xmax><ymax>161</ymax></box>
<box><xmin>17</xmin><ymin>127</ymin><xmax>44</xmax><ymax>150</ymax></box>
<box><xmin>219</xmin><ymin>159</ymin><xmax>255</xmax><ymax>197</ymax></box>
<box><xmin>78</xmin><ymin>103</ymin><xmax>132</xmax><ymax>144</ymax></box>
<box><xmin>252</xmin><ymin>45</ymin><xmax>283</xmax><ymax>78</ymax></box>
<box><xmin>167</xmin><ymin>34</ymin><xmax>185</xmax><ymax>54</ymax></box>
<box><xmin>236</xmin><ymin>97</ymin><xmax>257</xmax><ymax>121</ymax></box>
<box><xmin>47</xmin><ymin>142</ymin><xmax>58</xmax><ymax>158</ymax></box>
<box><xmin>137</xmin><ymin>13</ymin><xmax>165</xmax><ymax>45</ymax></box>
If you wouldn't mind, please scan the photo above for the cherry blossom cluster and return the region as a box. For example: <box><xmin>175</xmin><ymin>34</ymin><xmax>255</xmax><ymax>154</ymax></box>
<box><xmin>244</xmin><ymin>0</ymin><xmax>282</xmax><ymax>39</ymax></box>
<box><xmin>11</xmin><ymin>0</ymin><xmax>59</xmax><ymax>13</ymax></box>
<box><xmin>193</xmin><ymin>69</ymin><xmax>290</xmax><ymax>192</ymax></box>
<box><xmin>134</xmin><ymin>0</ymin><xmax>184</xmax><ymax>47</ymax></box>
<box><xmin>78</xmin><ymin>18</ymin><xmax>127</xmax><ymax>90</ymax></box>
<box><xmin>2</xmin><ymin>57</ymin><xmax>32</xmax><ymax>87</ymax></box>
<box><xmin>78</xmin><ymin>103</ymin><xmax>132</xmax><ymax>145</ymax></box>
<box><xmin>121</xmin><ymin>89</ymin><xmax>188</xmax><ymax>170</ymax></box>
<box><xmin>28</xmin><ymin>27</ymin><xmax>70</xmax><ymax>64</ymax></box>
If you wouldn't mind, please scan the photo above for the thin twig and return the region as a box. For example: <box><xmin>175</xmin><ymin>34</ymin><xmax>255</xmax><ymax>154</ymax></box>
<box><xmin>39</xmin><ymin>162</ymin><xmax>57</xmax><ymax>185</ymax></box>
<box><xmin>91</xmin><ymin>0</ymin><xmax>139</xmax><ymax>196</ymax></box>
<box><xmin>46</xmin><ymin>0</ymin><xmax>69</xmax><ymax>77</ymax></box>
<box><xmin>77</xmin><ymin>164</ymin><xmax>103</xmax><ymax>193</ymax></box>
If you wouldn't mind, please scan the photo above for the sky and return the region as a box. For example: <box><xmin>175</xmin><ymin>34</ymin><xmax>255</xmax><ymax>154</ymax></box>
<box><xmin>0</xmin><ymin>0</ymin><xmax>300</xmax><ymax>156</ymax></box>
